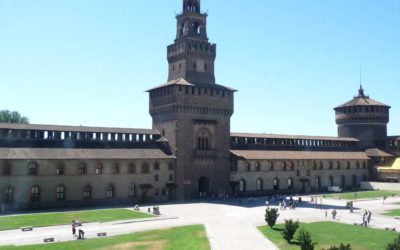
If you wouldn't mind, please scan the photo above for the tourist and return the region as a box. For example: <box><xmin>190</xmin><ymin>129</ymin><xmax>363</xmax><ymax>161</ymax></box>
<box><xmin>367</xmin><ymin>210</ymin><xmax>372</xmax><ymax>225</ymax></box>
<box><xmin>72</xmin><ymin>223</ymin><xmax>76</xmax><ymax>237</ymax></box>
<box><xmin>331</xmin><ymin>209</ymin><xmax>337</xmax><ymax>220</ymax></box>
<box><xmin>325</xmin><ymin>210</ymin><xmax>328</xmax><ymax>218</ymax></box>
<box><xmin>78</xmin><ymin>228</ymin><xmax>85</xmax><ymax>239</ymax></box>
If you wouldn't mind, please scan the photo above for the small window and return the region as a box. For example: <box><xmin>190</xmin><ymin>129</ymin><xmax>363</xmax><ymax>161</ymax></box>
<box><xmin>256</xmin><ymin>178</ymin><xmax>263</xmax><ymax>191</ymax></box>
<box><xmin>141</xmin><ymin>163</ymin><xmax>150</xmax><ymax>174</ymax></box>
<box><xmin>83</xmin><ymin>185</ymin><xmax>91</xmax><ymax>200</ymax></box>
<box><xmin>154</xmin><ymin>162</ymin><xmax>160</xmax><ymax>170</ymax></box>
<box><xmin>28</xmin><ymin>162</ymin><xmax>38</xmax><ymax>175</ymax></box>
<box><xmin>255</xmin><ymin>162</ymin><xmax>261</xmax><ymax>172</ymax></box>
<box><xmin>112</xmin><ymin>163</ymin><xmax>119</xmax><ymax>174</ymax></box>
<box><xmin>2</xmin><ymin>163</ymin><xmax>11</xmax><ymax>176</ymax></box>
<box><xmin>288</xmin><ymin>178</ymin><xmax>293</xmax><ymax>189</ymax></box>
<box><xmin>168</xmin><ymin>163</ymin><xmax>174</xmax><ymax>170</ymax></box>
<box><xmin>4</xmin><ymin>187</ymin><xmax>13</xmax><ymax>203</ymax></box>
<box><xmin>56</xmin><ymin>164</ymin><xmax>64</xmax><ymax>175</ymax></box>
<box><xmin>78</xmin><ymin>163</ymin><xmax>87</xmax><ymax>175</ymax></box>
<box><xmin>106</xmin><ymin>184</ymin><xmax>114</xmax><ymax>199</ymax></box>
<box><xmin>129</xmin><ymin>164</ymin><xmax>136</xmax><ymax>174</ymax></box>
<box><xmin>239</xmin><ymin>179</ymin><xmax>246</xmax><ymax>192</ymax></box>
<box><xmin>56</xmin><ymin>185</ymin><xmax>65</xmax><ymax>201</ymax></box>
<box><xmin>169</xmin><ymin>174</ymin><xmax>174</xmax><ymax>181</ymax></box>
<box><xmin>30</xmin><ymin>186</ymin><xmax>40</xmax><ymax>202</ymax></box>
<box><xmin>96</xmin><ymin>164</ymin><xmax>103</xmax><ymax>175</ymax></box>
<box><xmin>154</xmin><ymin>174</ymin><xmax>159</xmax><ymax>182</ymax></box>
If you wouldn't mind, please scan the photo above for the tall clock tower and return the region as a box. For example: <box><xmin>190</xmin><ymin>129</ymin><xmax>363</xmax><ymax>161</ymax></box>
<box><xmin>148</xmin><ymin>0</ymin><xmax>235</xmax><ymax>200</ymax></box>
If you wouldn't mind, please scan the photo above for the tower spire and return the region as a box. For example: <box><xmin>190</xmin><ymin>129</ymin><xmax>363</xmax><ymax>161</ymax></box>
<box><xmin>183</xmin><ymin>0</ymin><xmax>201</xmax><ymax>13</ymax></box>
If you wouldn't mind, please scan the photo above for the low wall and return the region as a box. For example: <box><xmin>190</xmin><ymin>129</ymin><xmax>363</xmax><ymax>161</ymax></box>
<box><xmin>361</xmin><ymin>182</ymin><xmax>400</xmax><ymax>191</ymax></box>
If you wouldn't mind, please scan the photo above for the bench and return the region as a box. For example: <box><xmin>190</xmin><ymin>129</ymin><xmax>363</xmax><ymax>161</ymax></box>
<box><xmin>21</xmin><ymin>226</ymin><xmax>33</xmax><ymax>232</ymax></box>
<box><xmin>385</xmin><ymin>227</ymin><xmax>396</xmax><ymax>231</ymax></box>
<box><xmin>43</xmin><ymin>238</ymin><xmax>54</xmax><ymax>243</ymax></box>
<box><xmin>97</xmin><ymin>232</ymin><xmax>107</xmax><ymax>237</ymax></box>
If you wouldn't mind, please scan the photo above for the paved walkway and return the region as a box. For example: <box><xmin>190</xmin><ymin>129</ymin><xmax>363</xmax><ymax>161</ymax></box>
<box><xmin>1</xmin><ymin>196</ymin><xmax>400</xmax><ymax>250</ymax></box>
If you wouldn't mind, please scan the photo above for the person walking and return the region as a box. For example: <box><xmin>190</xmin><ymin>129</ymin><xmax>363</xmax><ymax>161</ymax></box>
<box><xmin>367</xmin><ymin>210</ymin><xmax>372</xmax><ymax>225</ymax></box>
<box><xmin>72</xmin><ymin>223</ymin><xmax>76</xmax><ymax>237</ymax></box>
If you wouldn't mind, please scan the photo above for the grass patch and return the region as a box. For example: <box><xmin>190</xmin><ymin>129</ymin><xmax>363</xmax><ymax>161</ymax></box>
<box><xmin>259</xmin><ymin>222</ymin><xmax>397</xmax><ymax>250</ymax></box>
<box><xmin>383</xmin><ymin>209</ymin><xmax>400</xmax><ymax>217</ymax></box>
<box><xmin>1</xmin><ymin>225</ymin><xmax>210</xmax><ymax>250</ymax></box>
<box><xmin>0</xmin><ymin>209</ymin><xmax>153</xmax><ymax>231</ymax></box>
<box><xmin>324</xmin><ymin>190</ymin><xmax>400</xmax><ymax>200</ymax></box>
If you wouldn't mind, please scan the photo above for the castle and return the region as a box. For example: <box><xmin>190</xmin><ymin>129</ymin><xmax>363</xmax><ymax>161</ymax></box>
<box><xmin>0</xmin><ymin>0</ymin><xmax>398</xmax><ymax>210</ymax></box>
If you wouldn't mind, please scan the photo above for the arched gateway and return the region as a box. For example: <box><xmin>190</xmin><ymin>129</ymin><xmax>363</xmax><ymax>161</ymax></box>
<box><xmin>198</xmin><ymin>177</ymin><xmax>210</xmax><ymax>197</ymax></box>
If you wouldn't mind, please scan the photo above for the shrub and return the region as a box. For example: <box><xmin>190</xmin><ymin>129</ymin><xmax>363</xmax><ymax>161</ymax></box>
<box><xmin>265</xmin><ymin>208</ymin><xmax>279</xmax><ymax>229</ymax></box>
<box><xmin>296</xmin><ymin>228</ymin><xmax>314</xmax><ymax>250</ymax></box>
<box><xmin>325</xmin><ymin>243</ymin><xmax>352</xmax><ymax>250</ymax></box>
<box><xmin>282</xmin><ymin>219</ymin><xmax>299</xmax><ymax>243</ymax></box>
<box><xmin>387</xmin><ymin>235</ymin><xmax>400</xmax><ymax>250</ymax></box>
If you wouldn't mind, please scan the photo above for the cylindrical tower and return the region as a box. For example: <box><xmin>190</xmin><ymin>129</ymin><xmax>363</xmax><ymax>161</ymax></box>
<box><xmin>335</xmin><ymin>86</ymin><xmax>390</xmax><ymax>149</ymax></box>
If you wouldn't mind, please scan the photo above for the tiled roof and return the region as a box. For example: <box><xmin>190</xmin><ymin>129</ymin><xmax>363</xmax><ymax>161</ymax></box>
<box><xmin>0</xmin><ymin>148</ymin><xmax>175</xmax><ymax>160</ymax></box>
<box><xmin>335</xmin><ymin>86</ymin><xmax>389</xmax><ymax>109</ymax></box>
<box><xmin>365</xmin><ymin>148</ymin><xmax>393</xmax><ymax>158</ymax></box>
<box><xmin>230</xmin><ymin>150</ymin><xmax>369</xmax><ymax>160</ymax></box>
<box><xmin>231</xmin><ymin>132</ymin><xmax>358</xmax><ymax>142</ymax></box>
<box><xmin>0</xmin><ymin>123</ymin><xmax>157</xmax><ymax>135</ymax></box>
<box><xmin>146</xmin><ymin>78</ymin><xmax>237</xmax><ymax>92</ymax></box>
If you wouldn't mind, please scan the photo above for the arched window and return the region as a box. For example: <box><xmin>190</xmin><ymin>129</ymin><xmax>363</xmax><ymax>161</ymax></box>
<box><xmin>336</xmin><ymin>161</ymin><xmax>341</xmax><ymax>170</ymax></box>
<box><xmin>282</xmin><ymin>162</ymin><xmax>287</xmax><ymax>171</ymax></box>
<box><xmin>83</xmin><ymin>185</ymin><xmax>91</xmax><ymax>200</ymax></box>
<box><xmin>288</xmin><ymin>178</ymin><xmax>293</xmax><ymax>189</ymax></box>
<box><xmin>78</xmin><ymin>163</ymin><xmax>87</xmax><ymax>175</ymax></box>
<box><xmin>313</xmin><ymin>161</ymin><xmax>317</xmax><ymax>170</ymax></box>
<box><xmin>96</xmin><ymin>164</ymin><xmax>103</xmax><ymax>174</ymax></box>
<box><xmin>56</xmin><ymin>185</ymin><xmax>65</xmax><ymax>201</ymax></box>
<box><xmin>289</xmin><ymin>162</ymin><xmax>294</xmax><ymax>171</ymax></box>
<box><xmin>28</xmin><ymin>162</ymin><xmax>38</xmax><ymax>175</ymax></box>
<box><xmin>341</xmin><ymin>175</ymin><xmax>346</xmax><ymax>187</ymax></box>
<box><xmin>329</xmin><ymin>161</ymin><xmax>333</xmax><ymax>170</ymax></box>
<box><xmin>356</xmin><ymin>161</ymin><xmax>361</xmax><ymax>169</ymax></box>
<box><xmin>255</xmin><ymin>162</ymin><xmax>261</xmax><ymax>172</ymax></box>
<box><xmin>2</xmin><ymin>163</ymin><xmax>11</xmax><ymax>176</ymax></box>
<box><xmin>141</xmin><ymin>163</ymin><xmax>149</xmax><ymax>173</ymax></box>
<box><xmin>269</xmin><ymin>162</ymin><xmax>274</xmax><ymax>171</ymax></box>
<box><xmin>196</xmin><ymin>128</ymin><xmax>212</xmax><ymax>150</ymax></box>
<box><xmin>328</xmin><ymin>176</ymin><xmax>334</xmax><ymax>186</ymax></box>
<box><xmin>256</xmin><ymin>178</ymin><xmax>263</xmax><ymax>191</ymax></box>
<box><xmin>4</xmin><ymin>187</ymin><xmax>13</xmax><ymax>203</ymax></box>
<box><xmin>128</xmin><ymin>163</ymin><xmax>136</xmax><ymax>174</ymax></box>
<box><xmin>246</xmin><ymin>162</ymin><xmax>251</xmax><ymax>172</ymax></box>
<box><xmin>56</xmin><ymin>164</ymin><xmax>64</xmax><ymax>175</ymax></box>
<box><xmin>319</xmin><ymin>161</ymin><xmax>323</xmax><ymax>170</ymax></box>
<box><xmin>106</xmin><ymin>184</ymin><xmax>114</xmax><ymax>198</ymax></box>
<box><xmin>273</xmin><ymin>178</ymin><xmax>280</xmax><ymax>190</ymax></box>
<box><xmin>30</xmin><ymin>186</ymin><xmax>40</xmax><ymax>202</ymax></box>
<box><xmin>129</xmin><ymin>183</ymin><xmax>136</xmax><ymax>197</ymax></box>
<box><xmin>112</xmin><ymin>163</ymin><xmax>119</xmax><ymax>174</ymax></box>
<box><xmin>239</xmin><ymin>179</ymin><xmax>246</xmax><ymax>192</ymax></box>
<box><xmin>154</xmin><ymin>174</ymin><xmax>159</xmax><ymax>182</ymax></box>
<box><xmin>347</xmin><ymin>161</ymin><xmax>351</xmax><ymax>170</ymax></box>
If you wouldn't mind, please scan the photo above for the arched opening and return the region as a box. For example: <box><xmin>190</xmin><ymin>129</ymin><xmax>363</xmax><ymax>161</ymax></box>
<box><xmin>239</xmin><ymin>179</ymin><xmax>246</xmax><ymax>192</ymax></box>
<box><xmin>273</xmin><ymin>178</ymin><xmax>280</xmax><ymax>190</ymax></box>
<box><xmin>30</xmin><ymin>186</ymin><xmax>40</xmax><ymax>202</ymax></box>
<box><xmin>193</xmin><ymin>22</ymin><xmax>201</xmax><ymax>35</ymax></box>
<box><xmin>315</xmin><ymin>177</ymin><xmax>321</xmax><ymax>190</ymax></box>
<box><xmin>256</xmin><ymin>178</ymin><xmax>263</xmax><ymax>191</ymax></box>
<box><xmin>352</xmin><ymin>175</ymin><xmax>357</xmax><ymax>186</ymax></box>
<box><xmin>198</xmin><ymin>177</ymin><xmax>210</xmax><ymax>197</ymax></box>
<box><xmin>56</xmin><ymin>185</ymin><xmax>65</xmax><ymax>201</ymax></box>
<box><xmin>288</xmin><ymin>178</ymin><xmax>293</xmax><ymax>189</ymax></box>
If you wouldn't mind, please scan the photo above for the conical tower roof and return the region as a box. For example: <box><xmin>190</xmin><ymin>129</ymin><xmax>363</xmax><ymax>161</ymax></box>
<box><xmin>335</xmin><ymin>85</ymin><xmax>390</xmax><ymax>109</ymax></box>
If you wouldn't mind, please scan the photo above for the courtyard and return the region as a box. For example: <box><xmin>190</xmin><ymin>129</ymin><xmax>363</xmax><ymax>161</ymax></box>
<box><xmin>1</xmin><ymin>192</ymin><xmax>400</xmax><ymax>249</ymax></box>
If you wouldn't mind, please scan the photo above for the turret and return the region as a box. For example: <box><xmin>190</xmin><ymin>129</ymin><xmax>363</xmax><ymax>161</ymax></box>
<box><xmin>335</xmin><ymin>86</ymin><xmax>390</xmax><ymax>149</ymax></box>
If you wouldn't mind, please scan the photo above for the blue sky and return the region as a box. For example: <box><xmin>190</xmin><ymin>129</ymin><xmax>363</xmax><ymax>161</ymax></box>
<box><xmin>1</xmin><ymin>0</ymin><xmax>399</xmax><ymax>136</ymax></box>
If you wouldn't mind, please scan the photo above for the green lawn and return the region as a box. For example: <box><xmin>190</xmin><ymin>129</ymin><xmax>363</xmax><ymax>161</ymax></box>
<box><xmin>324</xmin><ymin>190</ymin><xmax>400</xmax><ymax>200</ymax></box>
<box><xmin>259</xmin><ymin>222</ymin><xmax>398</xmax><ymax>250</ymax></box>
<box><xmin>383</xmin><ymin>209</ymin><xmax>400</xmax><ymax>217</ymax></box>
<box><xmin>1</xmin><ymin>225</ymin><xmax>209</xmax><ymax>250</ymax></box>
<box><xmin>0</xmin><ymin>209</ymin><xmax>153</xmax><ymax>231</ymax></box>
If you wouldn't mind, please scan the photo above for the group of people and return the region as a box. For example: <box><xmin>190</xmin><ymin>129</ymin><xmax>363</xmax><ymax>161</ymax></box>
<box><xmin>325</xmin><ymin>209</ymin><xmax>338</xmax><ymax>220</ymax></box>
<box><xmin>71</xmin><ymin>220</ymin><xmax>85</xmax><ymax>240</ymax></box>
<box><xmin>362</xmin><ymin>210</ymin><xmax>372</xmax><ymax>226</ymax></box>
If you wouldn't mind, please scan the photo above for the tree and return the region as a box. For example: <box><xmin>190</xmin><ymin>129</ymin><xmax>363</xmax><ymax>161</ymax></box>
<box><xmin>387</xmin><ymin>235</ymin><xmax>400</xmax><ymax>250</ymax></box>
<box><xmin>0</xmin><ymin>110</ymin><xmax>29</xmax><ymax>124</ymax></box>
<box><xmin>325</xmin><ymin>243</ymin><xmax>352</xmax><ymax>250</ymax></box>
<box><xmin>282</xmin><ymin>219</ymin><xmax>299</xmax><ymax>243</ymax></box>
<box><xmin>296</xmin><ymin>228</ymin><xmax>314</xmax><ymax>250</ymax></box>
<box><xmin>265</xmin><ymin>208</ymin><xmax>279</xmax><ymax>228</ymax></box>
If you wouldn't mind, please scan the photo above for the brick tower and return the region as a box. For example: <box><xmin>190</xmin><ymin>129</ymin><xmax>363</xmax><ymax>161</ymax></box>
<box><xmin>335</xmin><ymin>86</ymin><xmax>390</xmax><ymax>149</ymax></box>
<box><xmin>148</xmin><ymin>0</ymin><xmax>235</xmax><ymax>200</ymax></box>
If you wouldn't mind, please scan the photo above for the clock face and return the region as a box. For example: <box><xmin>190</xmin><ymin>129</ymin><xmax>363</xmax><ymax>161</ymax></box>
<box><xmin>196</xmin><ymin>59</ymin><xmax>205</xmax><ymax>72</ymax></box>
